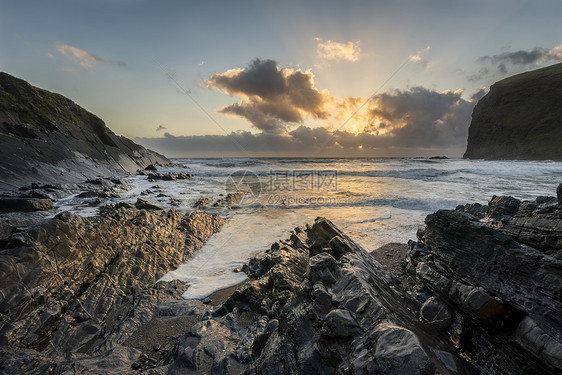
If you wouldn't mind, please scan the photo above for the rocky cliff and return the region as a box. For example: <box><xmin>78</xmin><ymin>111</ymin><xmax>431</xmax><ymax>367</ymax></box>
<box><xmin>0</xmin><ymin>72</ymin><xmax>170</xmax><ymax>189</ymax></box>
<box><xmin>464</xmin><ymin>63</ymin><xmax>562</xmax><ymax>160</ymax></box>
<box><xmin>1</xmin><ymin>186</ymin><xmax>560</xmax><ymax>374</ymax></box>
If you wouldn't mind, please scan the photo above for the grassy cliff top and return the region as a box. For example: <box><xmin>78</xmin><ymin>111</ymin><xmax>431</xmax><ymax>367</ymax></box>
<box><xmin>493</xmin><ymin>62</ymin><xmax>562</xmax><ymax>88</ymax></box>
<box><xmin>0</xmin><ymin>72</ymin><xmax>102</xmax><ymax>127</ymax></box>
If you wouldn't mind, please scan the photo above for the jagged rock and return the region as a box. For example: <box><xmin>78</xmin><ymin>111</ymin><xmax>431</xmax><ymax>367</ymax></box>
<box><xmin>415</xmin><ymin>262</ymin><xmax>451</xmax><ymax>294</ymax></box>
<box><xmin>309</xmin><ymin>252</ymin><xmax>338</xmax><ymax>284</ymax></box>
<box><xmin>223</xmin><ymin>217</ymin><xmax>459</xmax><ymax>374</ymax></box>
<box><xmin>86</xmin><ymin>178</ymin><xmax>115</xmax><ymax>189</ymax></box>
<box><xmin>0</xmin><ymin>207</ymin><xmax>223</xmax><ymax>371</ymax></box>
<box><xmin>557</xmin><ymin>183</ymin><xmax>562</xmax><ymax>205</ymax></box>
<box><xmin>145</xmin><ymin>164</ymin><xmax>158</xmax><ymax>171</ymax></box>
<box><xmin>448</xmin><ymin>281</ymin><xmax>507</xmax><ymax>322</ymax></box>
<box><xmin>110</xmin><ymin>178</ymin><xmax>127</xmax><ymax>185</ymax></box>
<box><xmin>135</xmin><ymin>198</ymin><xmax>162</xmax><ymax>210</ymax></box>
<box><xmin>193</xmin><ymin>197</ymin><xmax>210</xmax><ymax>209</ymax></box>
<box><xmin>147</xmin><ymin>172</ymin><xmax>192</xmax><ymax>181</ymax></box>
<box><xmin>402</xmin><ymin>185</ymin><xmax>562</xmax><ymax>375</ymax></box>
<box><xmin>77</xmin><ymin>191</ymin><xmax>99</xmax><ymax>198</ymax></box>
<box><xmin>1</xmin><ymin>186</ymin><xmax>561</xmax><ymax>375</ymax></box>
<box><xmin>0</xmin><ymin>197</ymin><xmax>53</xmax><ymax>212</ymax></box>
<box><xmin>213</xmin><ymin>192</ymin><xmax>244</xmax><ymax>208</ymax></box>
<box><xmin>455</xmin><ymin>202</ymin><xmax>487</xmax><ymax>219</ymax></box>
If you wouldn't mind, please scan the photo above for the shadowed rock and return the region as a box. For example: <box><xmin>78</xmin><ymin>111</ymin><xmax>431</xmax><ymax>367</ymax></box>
<box><xmin>0</xmin><ymin>72</ymin><xmax>170</xmax><ymax>190</ymax></box>
<box><xmin>0</xmin><ymin>197</ymin><xmax>53</xmax><ymax>212</ymax></box>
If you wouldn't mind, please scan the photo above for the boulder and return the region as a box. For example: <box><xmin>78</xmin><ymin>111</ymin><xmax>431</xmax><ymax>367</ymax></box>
<box><xmin>325</xmin><ymin>309</ymin><xmax>363</xmax><ymax>337</ymax></box>
<box><xmin>420</xmin><ymin>297</ymin><xmax>454</xmax><ymax>331</ymax></box>
<box><xmin>372</xmin><ymin>322</ymin><xmax>434</xmax><ymax>375</ymax></box>
<box><xmin>135</xmin><ymin>198</ymin><xmax>163</xmax><ymax>210</ymax></box>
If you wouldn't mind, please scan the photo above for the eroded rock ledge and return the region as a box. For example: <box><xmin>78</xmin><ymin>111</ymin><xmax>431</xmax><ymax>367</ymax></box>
<box><xmin>0</xmin><ymin>207</ymin><xmax>223</xmax><ymax>373</ymax></box>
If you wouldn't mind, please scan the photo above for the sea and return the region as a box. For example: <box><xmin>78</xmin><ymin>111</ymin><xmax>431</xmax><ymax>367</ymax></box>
<box><xmin>53</xmin><ymin>158</ymin><xmax>562</xmax><ymax>299</ymax></box>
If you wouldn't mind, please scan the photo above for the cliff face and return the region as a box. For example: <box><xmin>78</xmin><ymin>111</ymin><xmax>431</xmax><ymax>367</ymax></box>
<box><xmin>464</xmin><ymin>63</ymin><xmax>562</xmax><ymax>160</ymax></box>
<box><xmin>0</xmin><ymin>72</ymin><xmax>170</xmax><ymax>189</ymax></box>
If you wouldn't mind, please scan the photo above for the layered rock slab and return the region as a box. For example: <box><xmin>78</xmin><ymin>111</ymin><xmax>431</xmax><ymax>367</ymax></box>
<box><xmin>0</xmin><ymin>207</ymin><xmax>223</xmax><ymax>372</ymax></box>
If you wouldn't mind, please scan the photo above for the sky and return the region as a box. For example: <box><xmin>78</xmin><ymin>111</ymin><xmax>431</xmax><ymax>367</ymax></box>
<box><xmin>1</xmin><ymin>0</ymin><xmax>561</xmax><ymax>157</ymax></box>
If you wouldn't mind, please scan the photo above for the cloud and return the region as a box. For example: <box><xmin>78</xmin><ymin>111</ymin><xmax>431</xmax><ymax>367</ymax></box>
<box><xmin>54</xmin><ymin>42</ymin><xmax>126</xmax><ymax>70</ymax></box>
<box><xmin>156</xmin><ymin>125</ymin><xmax>167</xmax><ymax>131</ymax></box>
<box><xmin>206</xmin><ymin>59</ymin><xmax>331</xmax><ymax>132</ymax></box>
<box><xmin>364</xmin><ymin>86</ymin><xmax>474</xmax><ymax>147</ymax></box>
<box><xmin>110</xmin><ymin>59</ymin><xmax>127</xmax><ymax>68</ymax></box>
<box><xmin>137</xmin><ymin>86</ymin><xmax>476</xmax><ymax>157</ymax></box>
<box><xmin>315</xmin><ymin>38</ymin><xmax>361</xmax><ymax>62</ymax></box>
<box><xmin>470</xmin><ymin>44</ymin><xmax>562</xmax><ymax>81</ymax></box>
<box><xmin>408</xmin><ymin>46</ymin><xmax>431</xmax><ymax>68</ymax></box>
<box><xmin>466</xmin><ymin>67</ymin><xmax>490</xmax><ymax>82</ymax></box>
<box><xmin>55</xmin><ymin>42</ymin><xmax>103</xmax><ymax>69</ymax></box>
<box><xmin>470</xmin><ymin>88</ymin><xmax>487</xmax><ymax>101</ymax></box>
<box><xmin>184</xmin><ymin>58</ymin><xmax>479</xmax><ymax>157</ymax></box>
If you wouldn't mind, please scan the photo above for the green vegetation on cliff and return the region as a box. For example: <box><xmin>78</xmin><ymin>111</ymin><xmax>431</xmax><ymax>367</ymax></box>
<box><xmin>0</xmin><ymin>72</ymin><xmax>94</xmax><ymax>127</ymax></box>
<box><xmin>464</xmin><ymin>63</ymin><xmax>562</xmax><ymax>160</ymax></box>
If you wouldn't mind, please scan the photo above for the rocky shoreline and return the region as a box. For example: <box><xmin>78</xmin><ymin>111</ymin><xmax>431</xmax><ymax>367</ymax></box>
<box><xmin>0</xmin><ymin>184</ymin><xmax>560</xmax><ymax>373</ymax></box>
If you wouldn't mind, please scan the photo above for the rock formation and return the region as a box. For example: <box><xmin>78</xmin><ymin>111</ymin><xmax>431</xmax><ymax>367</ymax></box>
<box><xmin>0</xmin><ymin>72</ymin><xmax>170</xmax><ymax>190</ymax></box>
<box><xmin>0</xmin><ymin>186</ymin><xmax>561</xmax><ymax>374</ymax></box>
<box><xmin>0</xmin><ymin>207</ymin><xmax>223</xmax><ymax>373</ymax></box>
<box><xmin>464</xmin><ymin>63</ymin><xmax>562</xmax><ymax>160</ymax></box>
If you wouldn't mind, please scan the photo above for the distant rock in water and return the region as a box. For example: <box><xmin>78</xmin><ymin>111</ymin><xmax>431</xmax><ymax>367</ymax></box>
<box><xmin>464</xmin><ymin>63</ymin><xmax>562</xmax><ymax>160</ymax></box>
<box><xmin>0</xmin><ymin>72</ymin><xmax>170</xmax><ymax>189</ymax></box>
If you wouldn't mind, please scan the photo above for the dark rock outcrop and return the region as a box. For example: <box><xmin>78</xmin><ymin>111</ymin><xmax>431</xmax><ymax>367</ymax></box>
<box><xmin>402</xmin><ymin>187</ymin><xmax>562</xmax><ymax>374</ymax></box>
<box><xmin>147</xmin><ymin>172</ymin><xmax>192</xmax><ymax>181</ymax></box>
<box><xmin>464</xmin><ymin>63</ymin><xmax>562</xmax><ymax>160</ymax></box>
<box><xmin>213</xmin><ymin>192</ymin><xmax>244</xmax><ymax>208</ymax></box>
<box><xmin>0</xmin><ymin>197</ymin><xmax>53</xmax><ymax>212</ymax></box>
<box><xmin>0</xmin><ymin>72</ymin><xmax>170</xmax><ymax>190</ymax></box>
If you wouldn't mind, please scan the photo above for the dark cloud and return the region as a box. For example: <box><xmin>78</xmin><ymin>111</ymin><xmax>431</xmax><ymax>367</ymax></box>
<box><xmin>469</xmin><ymin>44</ymin><xmax>562</xmax><ymax>81</ymax></box>
<box><xmin>156</xmin><ymin>125</ymin><xmax>167</xmax><ymax>131</ymax></box>
<box><xmin>478</xmin><ymin>47</ymin><xmax>547</xmax><ymax>65</ymax></box>
<box><xmin>365</xmin><ymin>87</ymin><xmax>473</xmax><ymax>147</ymax></box>
<box><xmin>110</xmin><ymin>60</ymin><xmax>127</xmax><ymax>68</ymax></box>
<box><xmin>497</xmin><ymin>63</ymin><xmax>507</xmax><ymax>74</ymax></box>
<box><xmin>467</xmin><ymin>67</ymin><xmax>490</xmax><ymax>82</ymax></box>
<box><xmin>137</xmin><ymin>87</ymin><xmax>476</xmax><ymax>157</ymax></box>
<box><xmin>206</xmin><ymin>59</ymin><xmax>331</xmax><ymax>132</ymax></box>
<box><xmin>470</xmin><ymin>88</ymin><xmax>487</xmax><ymax>101</ymax></box>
